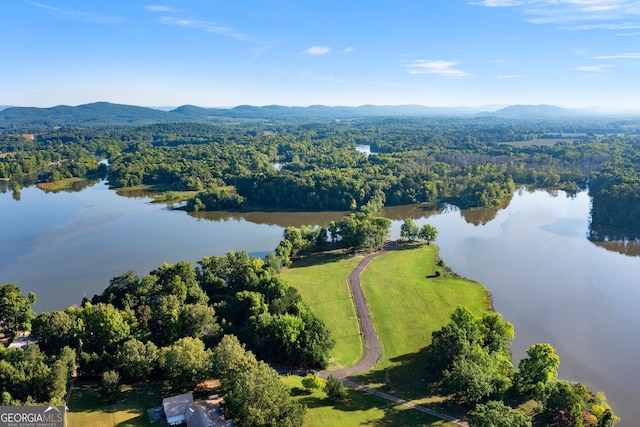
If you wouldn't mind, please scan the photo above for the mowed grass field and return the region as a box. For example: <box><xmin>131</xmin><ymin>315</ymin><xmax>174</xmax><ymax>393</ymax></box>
<box><xmin>357</xmin><ymin>243</ymin><xmax>490</xmax><ymax>398</ymax></box>
<box><xmin>282</xmin><ymin>375</ymin><xmax>458</xmax><ymax>427</ymax></box>
<box><xmin>67</xmin><ymin>380</ymin><xmax>164</xmax><ymax>427</ymax></box>
<box><xmin>282</xmin><ymin>251</ymin><xmax>363</xmax><ymax>368</ymax></box>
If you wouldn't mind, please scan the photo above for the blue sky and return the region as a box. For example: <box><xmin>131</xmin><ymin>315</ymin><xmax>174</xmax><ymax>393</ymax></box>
<box><xmin>2</xmin><ymin>0</ymin><xmax>640</xmax><ymax>109</ymax></box>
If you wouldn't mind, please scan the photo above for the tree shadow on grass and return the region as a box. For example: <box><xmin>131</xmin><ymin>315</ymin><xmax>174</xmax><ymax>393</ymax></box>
<box><xmin>297</xmin><ymin>387</ymin><xmax>453</xmax><ymax>426</ymax></box>
<box><xmin>349</xmin><ymin>347</ymin><xmax>469</xmax><ymax>421</ymax></box>
<box><xmin>290</xmin><ymin>251</ymin><xmax>355</xmax><ymax>268</ymax></box>
<box><xmin>115</xmin><ymin>413</ymin><xmax>149</xmax><ymax>427</ymax></box>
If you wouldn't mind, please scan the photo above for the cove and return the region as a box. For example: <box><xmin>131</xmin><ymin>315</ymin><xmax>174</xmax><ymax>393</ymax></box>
<box><xmin>1</xmin><ymin>181</ymin><xmax>639</xmax><ymax>424</ymax></box>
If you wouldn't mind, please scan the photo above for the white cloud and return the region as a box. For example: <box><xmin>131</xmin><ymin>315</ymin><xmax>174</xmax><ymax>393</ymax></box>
<box><xmin>406</xmin><ymin>60</ymin><xmax>471</xmax><ymax>77</ymax></box>
<box><xmin>158</xmin><ymin>16</ymin><xmax>249</xmax><ymax>41</ymax></box>
<box><xmin>29</xmin><ymin>1</ymin><xmax>121</xmax><ymax>23</ymax></box>
<box><xmin>496</xmin><ymin>74</ymin><xmax>527</xmax><ymax>79</ymax></box>
<box><xmin>343</xmin><ymin>46</ymin><xmax>354</xmax><ymax>53</ymax></box>
<box><xmin>303</xmin><ymin>46</ymin><xmax>331</xmax><ymax>55</ymax></box>
<box><xmin>145</xmin><ymin>5</ymin><xmax>178</xmax><ymax>13</ymax></box>
<box><xmin>575</xmin><ymin>64</ymin><xmax>614</xmax><ymax>71</ymax></box>
<box><xmin>471</xmin><ymin>0</ymin><xmax>640</xmax><ymax>27</ymax></box>
<box><xmin>592</xmin><ymin>52</ymin><xmax>640</xmax><ymax>58</ymax></box>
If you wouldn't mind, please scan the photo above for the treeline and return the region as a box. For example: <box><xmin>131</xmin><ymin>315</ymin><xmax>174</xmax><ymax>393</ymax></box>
<box><xmin>588</xmin><ymin>137</ymin><xmax>640</xmax><ymax>240</ymax></box>
<box><xmin>2</xmin><ymin>120</ymin><xmax>640</xmax><ymax>220</ymax></box>
<box><xmin>426</xmin><ymin>306</ymin><xmax>619</xmax><ymax>426</ymax></box>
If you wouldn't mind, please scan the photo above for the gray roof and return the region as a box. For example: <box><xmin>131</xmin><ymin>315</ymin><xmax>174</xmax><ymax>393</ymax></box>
<box><xmin>162</xmin><ymin>392</ymin><xmax>194</xmax><ymax>420</ymax></box>
<box><xmin>185</xmin><ymin>405</ymin><xmax>213</xmax><ymax>427</ymax></box>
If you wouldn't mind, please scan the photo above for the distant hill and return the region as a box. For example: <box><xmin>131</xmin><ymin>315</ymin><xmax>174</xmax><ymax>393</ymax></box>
<box><xmin>0</xmin><ymin>102</ymin><xmax>498</xmax><ymax>130</ymax></box>
<box><xmin>0</xmin><ymin>102</ymin><xmax>173</xmax><ymax>130</ymax></box>
<box><xmin>485</xmin><ymin>104</ymin><xmax>582</xmax><ymax>119</ymax></box>
<box><xmin>0</xmin><ymin>101</ymin><xmax>632</xmax><ymax>131</ymax></box>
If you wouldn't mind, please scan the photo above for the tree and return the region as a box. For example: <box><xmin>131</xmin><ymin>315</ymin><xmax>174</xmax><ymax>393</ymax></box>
<box><xmin>400</xmin><ymin>218</ymin><xmax>419</xmax><ymax>241</ymax></box>
<box><xmin>78</xmin><ymin>303</ymin><xmax>131</xmax><ymax>353</ymax></box>
<box><xmin>214</xmin><ymin>335</ymin><xmax>306</xmax><ymax>427</ymax></box>
<box><xmin>31</xmin><ymin>311</ymin><xmax>77</xmax><ymax>355</ymax></box>
<box><xmin>516</xmin><ymin>343</ymin><xmax>560</xmax><ymax>398</ymax></box>
<box><xmin>324</xmin><ymin>374</ymin><xmax>346</xmax><ymax>400</ymax></box>
<box><xmin>149</xmin><ymin>294</ymin><xmax>182</xmax><ymax>346</ymax></box>
<box><xmin>213</xmin><ymin>335</ymin><xmax>258</xmax><ymax>387</ymax></box>
<box><xmin>468</xmin><ymin>400</ymin><xmax>532</xmax><ymax>427</ymax></box>
<box><xmin>0</xmin><ymin>284</ymin><xmax>36</xmax><ymax>332</ymax></box>
<box><xmin>443</xmin><ymin>352</ymin><xmax>500</xmax><ymax>402</ymax></box>
<box><xmin>115</xmin><ymin>338</ymin><xmax>159</xmax><ymax>383</ymax></box>
<box><xmin>101</xmin><ymin>370</ymin><xmax>120</xmax><ymax>401</ymax></box>
<box><xmin>301</xmin><ymin>373</ymin><xmax>323</xmax><ymax>390</ymax></box>
<box><xmin>162</xmin><ymin>337</ymin><xmax>213</xmax><ymax>391</ymax></box>
<box><xmin>418</xmin><ymin>223</ymin><xmax>438</xmax><ymax>245</ymax></box>
<box><xmin>180</xmin><ymin>303</ymin><xmax>220</xmax><ymax>345</ymax></box>
<box><xmin>223</xmin><ymin>360</ymin><xmax>306</xmax><ymax>427</ymax></box>
<box><xmin>539</xmin><ymin>380</ymin><xmax>585</xmax><ymax>427</ymax></box>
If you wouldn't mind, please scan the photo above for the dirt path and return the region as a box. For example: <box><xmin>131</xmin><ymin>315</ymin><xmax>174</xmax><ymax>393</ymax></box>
<box><xmin>323</xmin><ymin>247</ymin><xmax>469</xmax><ymax>426</ymax></box>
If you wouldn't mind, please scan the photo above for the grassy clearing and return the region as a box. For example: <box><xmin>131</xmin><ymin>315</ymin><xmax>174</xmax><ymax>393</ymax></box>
<box><xmin>67</xmin><ymin>380</ymin><xmax>167</xmax><ymax>427</ymax></box>
<box><xmin>67</xmin><ymin>379</ymin><xmax>219</xmax><ymax>427</ymax></box>
<box><xmin>114</xmin><ymin>184</ymin><xmax>198</xmax><ymax>203</ymax></box>
<box><xmin>37</xmin><ymin>177</ymin><xmax>88</xmax><ymax>192</ymax></box>
<box><xmin>282</xmin><ymin>375</ymin><xmax>458</xmax><ymax>427</ymax></box>
<box><xmin>498</xmin><ymin>138</ymin><xmax>576</xmax><ymax>147</ymax></box>
<box><xmin>282</xmin><ymin>252</ymin><xmax>363</xmax><ymax>369</ymax></box>
<box><xmin>357</xmin><ymin>243</ymin><xmax>490</xmax><ymax>400</ymax></box>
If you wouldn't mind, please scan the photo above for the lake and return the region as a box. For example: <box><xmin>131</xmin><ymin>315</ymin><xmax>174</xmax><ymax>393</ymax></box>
<box><xmin>1</xmin><ymin>181</ymin><xmax>638</xmax><ymax>424</ymax></box>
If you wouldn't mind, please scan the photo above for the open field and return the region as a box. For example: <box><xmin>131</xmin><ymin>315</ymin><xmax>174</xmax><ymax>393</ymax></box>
<box><xmin>498</xmin><ymin>137</ymin><xmax>577</xmax><ymax>147</ymax></box>
<box><xmin>67</xmin><ymin>380</ymin><xmax>165</xmax><ymax>427</ymax></box>
<box><xmin>67</xmin><ymin>379</ymin><xmax>217</xmax><ymax>427</ymax></box>
<box><xmin>356</xmin><ymin>244</ymin><xmax>490</xmax><ymax>400</ymax></box>
<box><xmin>282</xmin><ymin>375</ymin><xmax>458</xmax><ymax>427</ymax></box>
<box><xmin>37</xmin><ymin>177</ymin><xmax>91</xmax><ymax>192</ymax></box>
<box><xmin>282</xmin><ymin>251</ymin><xmax>363</xmax><ymax>368</ymax></box>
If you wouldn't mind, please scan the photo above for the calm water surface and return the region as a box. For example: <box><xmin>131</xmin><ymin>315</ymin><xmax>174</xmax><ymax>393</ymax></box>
<box><xmin>1</xmin><ymin>182</ymin><xmax>639</xmax><ymax>424</ymax></box>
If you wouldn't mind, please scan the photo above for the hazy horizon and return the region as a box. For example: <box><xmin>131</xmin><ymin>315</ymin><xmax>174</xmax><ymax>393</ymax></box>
<box><xmin>3</xmin><ymin>1</ymin><xmax>640</xmax><ymax>109</ymax></box>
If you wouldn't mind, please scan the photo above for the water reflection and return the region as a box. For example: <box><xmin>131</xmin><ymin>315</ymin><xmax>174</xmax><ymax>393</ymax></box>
<box><xmin>591</xmin><ymin>240</ymin><xmax>640</xmax><ymax>257</ymax></box>
<box><xmin>588</xmin><ymin>223</ymin><xmax>640</xmax><ymax>257</ymax></box>
<box><xmin>37</xmin><ymin>178</ymin><xmax>101</xmax><ymax>194</ymax></box>
<box><xmin>188</xmin><ymin>209</ymin><xmax>346</xmax><ymax>228</ymax></box>
<box><xmin>2</xmin><ymin>181</ymin><xmax>640</xmax><ymax>422</ymax></box>
<box><xmin>355</xmin><ymin>144</ymin><xmax>378</xmax><ymax>156</ymax></box>
<box><xmin>458</xmin><ymin>192</ymin><xmax>513</xmax><ymax>226</ymax></box>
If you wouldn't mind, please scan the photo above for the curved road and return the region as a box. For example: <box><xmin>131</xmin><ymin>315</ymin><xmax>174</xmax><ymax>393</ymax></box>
<box><xmin>328</xmin><ymin>250</ymin><xmax>387</xmax><ymax>379</ymax></box>
<box><xmin>324</xmin><ymin>247</ymin><xmax>468</xmax><ymax>427</ymax></box>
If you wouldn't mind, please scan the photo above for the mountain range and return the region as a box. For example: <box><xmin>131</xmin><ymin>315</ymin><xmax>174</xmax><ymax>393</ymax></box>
<box><xmin>0</xmin><ymin>102</ymin><xmax>637</xmax><ymax>131</ymax></box>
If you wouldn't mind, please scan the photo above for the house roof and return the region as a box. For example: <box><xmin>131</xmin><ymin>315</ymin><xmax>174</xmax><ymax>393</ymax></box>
<box><xmin>185</xmin><ymin>405</ymin><xmax>213</xmax><ymax>427</ymax></box>
<box><xmin>162</xmin><ymin>392</ymin><xmax>194</xmax><ymax>421</ymax></box>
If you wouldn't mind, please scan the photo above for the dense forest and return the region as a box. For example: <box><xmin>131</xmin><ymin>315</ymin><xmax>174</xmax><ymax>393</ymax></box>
<box><xmin>1</xmin><ymin>115</ymin><xmax>639</xmax><ymax>241</ymax></box>
<box><xmin>0</xmin><ymin>247</ymin><xmax>333</xmax><ymax>406</ymax></box>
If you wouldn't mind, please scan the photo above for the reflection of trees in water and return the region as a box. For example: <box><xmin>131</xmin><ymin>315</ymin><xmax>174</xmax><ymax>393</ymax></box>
<box><xmin>588</xmin><ymin>223</ymin><xmax>640</xmax><ymax>257</ymax></box>
<box><xmin>459</xmin><ymin>192</ymin><xmax>514</xmax><ymax>226</ymax></box>
<box><xmin>38</xmin><ymin>178</ymin><xmax>102</xmax><ymax>194</ymax></box>
<box><xmin>588</xmin><ymin>189</ymin><xmax>640</xmax><ymax>257</ymax></box>
<box><xmin>380</xmin><ymin>203</ymin><xmax>440</xmax><ymax>221</ymax></box>
<box><xmin>591</xmin><ymin>240</ymin><xmax>640</xmax><ymax>257</ymax></box>
<box><xmin>115</xmin><ymin>187</ymin><xmax>155</xmax><ymax>199</ymax></box>
<box><xmin>187</xmin><ymin>209</ymin><xmax>346</xmax><ymax>228</ymax></box>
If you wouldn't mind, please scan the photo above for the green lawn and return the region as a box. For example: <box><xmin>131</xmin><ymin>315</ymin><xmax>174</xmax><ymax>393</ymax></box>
<box><xmin>282</xmin><ymin>251</ymin><xmax>363</xmax><ymax>369</ymax></box>
<box><xmin>67</xmin><ymin>380</ymin><xmax>167</xmax><ymax>427</ymax></box>
<box><xmin>357</xmin><ymin>243</ymin><xmax>490</xmax><ymax>400</ymax></box>
<box><xmin>282</xmin><ymin>375</ymin><xmax>458</xmax><ymax>427</ymax></box>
